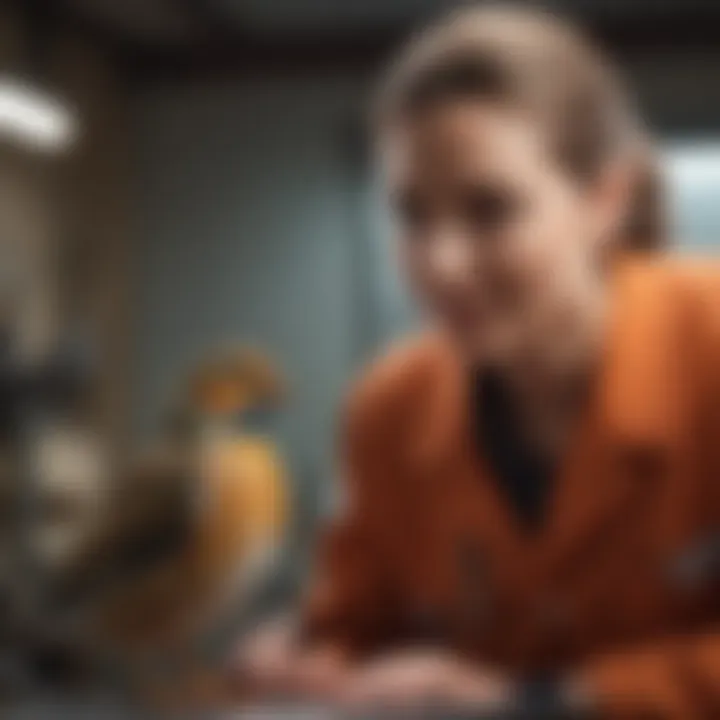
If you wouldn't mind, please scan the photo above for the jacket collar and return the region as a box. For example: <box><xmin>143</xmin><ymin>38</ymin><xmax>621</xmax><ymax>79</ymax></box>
<box><xmin>411</xmin><ymin>258</ymin><xmax>690</xmax><ymax>486</ymax></box>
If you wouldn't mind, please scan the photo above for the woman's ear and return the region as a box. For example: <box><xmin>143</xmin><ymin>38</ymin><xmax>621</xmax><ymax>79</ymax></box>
<box><xmin>622</xmin><ymin>153</ymin><xmax>664</xmax><ymax>251</ymax></box>
<box><xmin>590</xmin><ymin>157</ymin><xmax>636</xmax><ymax>253</ymax></box>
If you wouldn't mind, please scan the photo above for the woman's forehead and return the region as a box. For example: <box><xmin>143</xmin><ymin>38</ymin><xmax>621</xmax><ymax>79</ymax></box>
<box><xmin>380</xmin><ymin>100</ymin><xmax>554</xmax><ymax>187</ymax></box>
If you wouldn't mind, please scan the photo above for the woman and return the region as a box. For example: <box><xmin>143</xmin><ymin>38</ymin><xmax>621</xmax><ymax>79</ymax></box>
<box><xmin>235</xmin><ymin>7</ymin><xmax>720</xmax><ymax>718</ymax></box>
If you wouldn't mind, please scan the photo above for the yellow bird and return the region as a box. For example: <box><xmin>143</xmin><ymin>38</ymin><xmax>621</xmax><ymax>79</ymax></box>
<box><xmin>88</xmin><ymin>347</ymin><xmax>289</xmax><ymax>693</ymax></box>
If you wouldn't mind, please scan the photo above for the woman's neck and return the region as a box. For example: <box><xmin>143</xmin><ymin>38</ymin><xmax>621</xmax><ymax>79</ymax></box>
<box><xmin>496</xmin><ymin>278</ymin><xmax>608</xmax><ymax>457</ymax></box>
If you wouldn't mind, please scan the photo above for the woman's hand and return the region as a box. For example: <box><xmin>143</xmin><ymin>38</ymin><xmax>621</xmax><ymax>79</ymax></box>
<box><xmin>230</xmin><ymin>618</ymin><xmax>349</xmax><ymax>700</ymax></box>
<box><xmin>338</xmin><ymin>650</ymin><xmax>511</xmax><ymax>712</ymax></box>
<box><xmin>233</xmin><ymin>622</ymin><xmax>510</xmax><ymax>712</ymax></box>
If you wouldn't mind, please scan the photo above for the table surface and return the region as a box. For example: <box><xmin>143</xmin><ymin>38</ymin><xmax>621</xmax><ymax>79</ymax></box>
<box><xmin>2</xmin><ymin>701</ymin><xmax>585</xmax><ymax>719</ymax></box>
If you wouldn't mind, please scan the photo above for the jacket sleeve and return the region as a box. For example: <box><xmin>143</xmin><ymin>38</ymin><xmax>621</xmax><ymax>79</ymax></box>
<box><xmin>576</xmin><ymin>629</ymin><xmax>720</xmax><ymax>718</ymax></box>
<box><xmin>301</xmin><ymin>385</ymin><xmax>404</xmax><ymax>657</ymax></box>
<box><xmin>579</xmin><ymin>276</ymin><xmax>720</xmax><ymax>719</ymax></box>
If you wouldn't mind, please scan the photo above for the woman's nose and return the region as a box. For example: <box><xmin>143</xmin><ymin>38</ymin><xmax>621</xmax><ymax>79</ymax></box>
<box><xmin>428</xmin><ymin>232</ymin><xmax>477</xmax><ymax>287</ymax></box>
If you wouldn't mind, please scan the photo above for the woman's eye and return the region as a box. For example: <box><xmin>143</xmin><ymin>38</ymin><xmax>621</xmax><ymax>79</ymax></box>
<box><xmin>462</xmin><ymin>186</ymin><xmax>518</xmax><ymax>232</ymax></box>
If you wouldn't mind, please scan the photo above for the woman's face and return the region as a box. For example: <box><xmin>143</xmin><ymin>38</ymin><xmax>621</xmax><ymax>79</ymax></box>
<box><xmin>383</xmin><ymin>100</ymin><xmax>623</xmax><ymax>365</ymax></box>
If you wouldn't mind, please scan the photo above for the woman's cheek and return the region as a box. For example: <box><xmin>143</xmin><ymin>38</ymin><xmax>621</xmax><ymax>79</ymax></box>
<box><xmin>490</xmin><ymin>229</ymin><xmax>547</xmax><ymax>314</ymax></box>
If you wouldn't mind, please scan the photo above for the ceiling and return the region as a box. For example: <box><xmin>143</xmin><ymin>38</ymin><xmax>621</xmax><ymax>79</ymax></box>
<box><xmin>42</xmin><ymin>0</ymin><xmax>720</xmax><ymax>77</ymax></box>
<box><xmin>62</xmin><ymin>0</ymin><xmax>198</xmax><ymax>45</ymax></box>
<box><xmin>55</xmin><ymin>0</ymin><xmax>720</xmax><ymax>40</ymax></box>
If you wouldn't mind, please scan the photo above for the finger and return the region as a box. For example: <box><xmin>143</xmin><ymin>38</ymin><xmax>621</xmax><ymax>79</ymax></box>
<box><xmin>339</xmin><ymin>671</ymin><xmax>406</xmax><ymax>709</ymax></box>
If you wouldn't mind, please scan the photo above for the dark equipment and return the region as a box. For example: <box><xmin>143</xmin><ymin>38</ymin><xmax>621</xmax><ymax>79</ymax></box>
<box><xmin>0</xmin><ymin>326</ymin><xmax>96</xmax><ymax>696</ymax></box>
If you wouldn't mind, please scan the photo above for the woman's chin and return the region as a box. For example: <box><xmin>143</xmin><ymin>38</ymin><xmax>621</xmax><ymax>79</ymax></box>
<box><xmin>452</xmin><ymin>325</ymin><xmax>520</xmax><ymax>367</ymax></box>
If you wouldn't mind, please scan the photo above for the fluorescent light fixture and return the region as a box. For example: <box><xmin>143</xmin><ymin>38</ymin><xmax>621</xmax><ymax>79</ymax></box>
<box><xmin>0</xmin><ymin>75</ymin><xmax>79</xmax><ymax>153</ymax></box>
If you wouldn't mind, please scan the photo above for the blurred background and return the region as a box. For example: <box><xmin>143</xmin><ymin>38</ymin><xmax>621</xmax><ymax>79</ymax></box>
<box><xmin>1</xmin><ymin>0</ymin><xmax>720</xmax><ymax>709</ymax></box>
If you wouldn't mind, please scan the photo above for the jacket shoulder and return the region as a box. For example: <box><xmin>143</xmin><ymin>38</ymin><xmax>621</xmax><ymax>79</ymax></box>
<box><xmin>657</xmin><ymin>256</ymin><xmax>720</xmax><ymax>336</ymax></box>
<box><xmin>343</xmin><ymin>333</ymin><xmax>447</xmax><ymax>445</ymax></box>
<box><xmin>651</xmin><ymin>255</ymin><xmax>720</xmax><ymax>294</ymax></box>
<box><xmin>623</xmin><ymin>255</ymin><xmax>720</xmax><ymax>323</ymax></box>
<box><xmin>646</xmin><ymin>257</ymin><xmax>720</xmax><ymax>396</ymax></box>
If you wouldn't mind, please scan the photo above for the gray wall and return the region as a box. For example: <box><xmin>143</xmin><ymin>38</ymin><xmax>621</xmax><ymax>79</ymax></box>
<box><xmin>131</xmin><ymin>77</ymin><xmax>372</xmax><ymax>524</ymax></box>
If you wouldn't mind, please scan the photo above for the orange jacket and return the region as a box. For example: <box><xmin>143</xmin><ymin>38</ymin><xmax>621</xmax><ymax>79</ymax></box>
<box><xmin>304</xmin><ymin>257</ymin><xmax>720</xmax><ymax>719</ymax></box>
